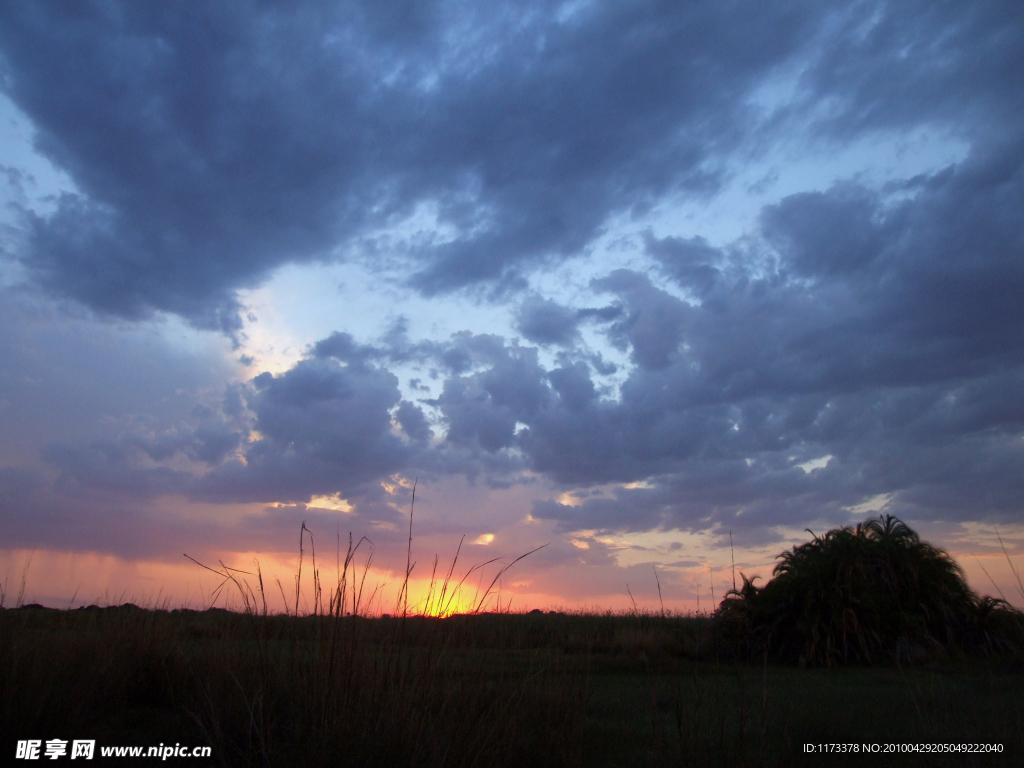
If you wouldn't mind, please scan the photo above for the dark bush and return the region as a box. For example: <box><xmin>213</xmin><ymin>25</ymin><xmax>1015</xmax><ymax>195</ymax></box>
<box><xmin>716</xmin><ymin>514</ymin><xmax>1024</xmax><ymax>666</ymax></box>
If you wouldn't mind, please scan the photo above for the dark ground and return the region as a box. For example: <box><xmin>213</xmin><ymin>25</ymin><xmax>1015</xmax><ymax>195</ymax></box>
<box><xmin>2</xmin><ymin>605</ymin><xmax>1021</xmax><ymax>767</ymax></box>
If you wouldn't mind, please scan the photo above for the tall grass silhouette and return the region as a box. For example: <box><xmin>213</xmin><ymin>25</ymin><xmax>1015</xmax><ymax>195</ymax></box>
<box><xmin>172</xmin><ymin>488</ymin><xmax>565</xmax><ymax>767</ymax></box>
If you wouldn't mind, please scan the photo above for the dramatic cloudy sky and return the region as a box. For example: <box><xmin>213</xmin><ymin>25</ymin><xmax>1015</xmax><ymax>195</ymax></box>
<box><xmin>1</xmin><ymin>0</ymin><xmax>1022</xmax><ymax>611</ymax></box>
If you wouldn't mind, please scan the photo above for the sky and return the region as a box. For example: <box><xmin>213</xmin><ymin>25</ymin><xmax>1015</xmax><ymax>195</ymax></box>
<box><xmin>1</xmin><ymin>0</ymin><xmax>1023</xmax><ymax>613</ymax></box>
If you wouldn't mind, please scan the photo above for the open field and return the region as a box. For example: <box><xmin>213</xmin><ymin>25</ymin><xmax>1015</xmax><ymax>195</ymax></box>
<box><xmin>3</xmin><ymin>604</ymin><xmax>1022</xmax><ymax>767</ymax></box>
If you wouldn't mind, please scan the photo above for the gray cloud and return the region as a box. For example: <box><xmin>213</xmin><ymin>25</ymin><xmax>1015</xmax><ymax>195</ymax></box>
<box><xmin>433</xmin><ymin>338</ymin><xmax>550</xmax><ymax>453</ymax></box>
<box><xmin>197</xmin><ymin>358</ymin><xmax>411</xmax><ymax>503</ymax></box>
<box><xmin>14</xmin><ymin>123</ymin><xmax>1024</xmax><ymax>547</ymax></box>
<box><xmin>435</xmin><ymin>135</ymin><xmax>1024</xmax><ymax>533</ymax></box>
<box><xmin>0</xmin><ymin>0</ymin><xmax>829</xmax><ymax>327</ymax></box>
<box><xmin>643</xmin><ymin>234</ymin><xmax>722</xmax><ymax>299</ymax></box>
<box><xmin>530</xmin><ymin>140</ymin><xmax>1024</xmax><ymax>533</ymax></box>
<box><xmin>515</xmin><ymin>295</ymin><xmax>624</xmax><ymax>347</ymax></box>
<box><xmin>0</xmin><ymin>287</ymin><xmax>237</xmax><ymax>468</ymax></box>
<box><xmin>395</xmin><ymin>400</ymin><xmax>433</xmax><ymax>443</ymax></box>
<box><xmin>515</xmin><ymin>296</ymin><xmax>580</xmax><ymax>347</ymax></box>
<box><xmin>592</xmin><ymin>270</ymin><xmax>692</xmax><ymax>371</ymax></box>
<box><xmin>3</xmin><ymin>0</ymin><xmax>1024</xmax><ymax>563</ymax></box>
<box><xmin>797</xmin><ymin>0</ymin><xmax>1024</xmax><ymax>141</ymax></box>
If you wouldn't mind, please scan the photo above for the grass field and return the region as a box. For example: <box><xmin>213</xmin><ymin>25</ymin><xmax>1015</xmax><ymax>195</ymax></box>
<box><xmin>2</xmin><ymin>603</ymin><xmax>1022</xmax><ymax>767</ymax></box>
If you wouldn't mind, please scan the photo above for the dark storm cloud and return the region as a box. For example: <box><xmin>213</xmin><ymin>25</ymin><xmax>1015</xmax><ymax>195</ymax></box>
<box><xmin>760</xmin><ymin>184</ymin><xmax>886</xmax><ymax>277</ymax></box>
<box><xmin>86</xmin><ymin>136</ymin><xmax>1024</xmax><ymax>530</ymax></box>
<box><xmin>515</xmin><ymin>296</ymin><xmax>579</xmax><ymax>347</ymax></box>
<box><xmin>642</xmin><ymin>234</ymin><xmax>721</xmax><ymax>298</ymax></box>
<box><xmin>796</xmin><ymin>0</ymin><xmax>1024</xmax><ymax>140</ymax></box>
<box><xmin>537</xmin><ymin>136</ymin><xmax>1024</xmax><ymax>535</ymax></box>
<box><xmin>311</xmin><ymin>332</ymin><xmax>382</xmax><ymax>365</ymax></box>
<box><xmin>3</xmin><ymin>0</ymin><xmax>1024</xmax><ymax>560</ymax></box>
<box><xmin>400</xmin><ymin>124</ymin><xmax>1024</xmax><ymax>534</ymax></box>
<box><xmin>395</xmin><ymin>400</ymin><xmax>433</xmax><ymax>443</ymax></box>
<box><xmin>0</xmin><ymin>0</ymin><xmax>825</xmax><ymax>327</ymax></box>
<box><xmin>28</xmin><ymin>351</ymin><xmax>414</xmax><ymax>507</ymax></box>
<box><xmin>547</xmin><ymin>361</ymin><xmax>597</xmax><ymax>413</ymax></box>
<box><xmin>433</xmin><ymin>339</ymin><xmax>551</xmax><ymax>453</ymax></box>
<box><xmin>19</xmin><ymin>325</ymin><xmax>546</xmax><ymax>547</ymax></box>
<box><xmin>515</xmin><ymin>295</ymin><xmax>623</xmax><ymax>347</ymax></box>
<box><xmin>12</xmin><ymin>119</ymin><xmax>1024</xmax><ymax>545</ymax></box>
<box><xmin>592</xmin><ymin>270</ymin><xmax>692</xmax><ymax>371</ymax></box>
<box><xmin>196</xmin><ymin>357</ymin><xmax>411</xmax><ymax>503</ymax></box>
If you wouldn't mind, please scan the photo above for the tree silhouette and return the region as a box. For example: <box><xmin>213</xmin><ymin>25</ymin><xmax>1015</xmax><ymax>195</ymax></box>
<box><xmin>717</xmin><ymin>515</ymin><xmax>1023</xmax><ymax>666</ymax></box>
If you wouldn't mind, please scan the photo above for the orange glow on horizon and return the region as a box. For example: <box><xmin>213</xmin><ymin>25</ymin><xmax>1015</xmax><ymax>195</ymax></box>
<box><xmin>3</xmin><ymin>532</ymin><xmax>1022</xmax><ymax>616</ymax></box>
<box><xmin>0</xmin><ymin>547</ymin><xmax>574</xmax><ymax>616</ymax></box>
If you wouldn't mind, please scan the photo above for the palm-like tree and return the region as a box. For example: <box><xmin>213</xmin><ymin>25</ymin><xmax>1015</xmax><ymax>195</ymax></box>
<box><xmin>717</xmin><ymin>515</ymin><xmax>1022</xmax><ymax>666</ymax></box>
